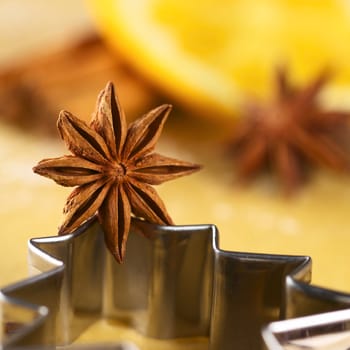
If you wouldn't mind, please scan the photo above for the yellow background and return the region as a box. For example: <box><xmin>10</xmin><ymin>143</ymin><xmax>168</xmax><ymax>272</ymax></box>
<box><xmin>0</xmin><ymin>1</ymin><xmax>350</xmax><ymax>347</ymax></box>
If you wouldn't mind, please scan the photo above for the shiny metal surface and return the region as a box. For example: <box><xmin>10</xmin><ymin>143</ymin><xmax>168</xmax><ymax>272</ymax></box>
<box><xmin>1</xmin><ymin>218</ymin><xmax>350</xmax><ymax>349</ymax></box>
<box><xmin>263</xmin><ymin>308</ymin><xmax>350</xmax><ymax>349</ymax></box>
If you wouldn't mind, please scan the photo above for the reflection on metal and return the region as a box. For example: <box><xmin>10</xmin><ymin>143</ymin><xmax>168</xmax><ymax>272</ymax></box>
<box><xmin>1</xmin><ymin>218</ymin><xmax>350</xmax><ymax>350</ymax></box>
<box><xmin>263</xmin><ymin>308</ymin><xmax>350</xmax><ymax>350</ymax></box>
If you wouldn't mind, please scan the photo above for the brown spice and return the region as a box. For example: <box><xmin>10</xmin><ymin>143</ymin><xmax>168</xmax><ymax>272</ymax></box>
<box><xmin>227</xmin><ymin>68</ymin><xmax>350</xmax><ymax>193</ymax></box>
<box><xmin>33</xmin><ymin>82</ymin><xmax>201</xmax><ymax>262</ymax></box>
<box><xmin>0</xmin><ymin>35</ymin><xmax>156</xmax><ymax>135</ymax></box>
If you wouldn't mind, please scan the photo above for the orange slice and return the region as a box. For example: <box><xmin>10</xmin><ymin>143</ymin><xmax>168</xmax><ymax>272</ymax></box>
<box><xmin>87</xmin><ymin>0</ymin><xmax>350</xmax><ymax>119</ymax></box>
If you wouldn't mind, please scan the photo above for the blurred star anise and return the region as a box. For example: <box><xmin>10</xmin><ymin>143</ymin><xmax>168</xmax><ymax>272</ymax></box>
<box><xmin>33</xmin><ymin>82</ymin><xmax>201</xmax><ymax>262</ymax></box>
<box><xmin>227</xmin><ymin>69</ymin><xmax>350</xmax><ymax>193</ymax></box>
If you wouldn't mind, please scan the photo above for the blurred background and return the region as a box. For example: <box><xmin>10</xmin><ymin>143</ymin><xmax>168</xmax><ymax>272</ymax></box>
<box><xmin>1</xmin><ymin>0</ymin><xmax>350</xmax><ymax>302</ymax></box>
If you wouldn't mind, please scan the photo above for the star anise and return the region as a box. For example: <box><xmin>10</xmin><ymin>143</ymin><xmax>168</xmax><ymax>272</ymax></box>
<box><xmin>33</xmin><ymin>82</ymin><xmax>201</xmax><ymax>262</ymax></box>
<box><xmin>227</xmin><ymin>69</ymin><xmax>350</xmax><ymax>193</ymax></box>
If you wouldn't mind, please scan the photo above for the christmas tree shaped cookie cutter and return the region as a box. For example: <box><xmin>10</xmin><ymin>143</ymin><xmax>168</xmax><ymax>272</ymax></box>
<box><xmin>1</xmin><ymin>218</ymin><xmax>350</xmax><ymax>350</ymax></box>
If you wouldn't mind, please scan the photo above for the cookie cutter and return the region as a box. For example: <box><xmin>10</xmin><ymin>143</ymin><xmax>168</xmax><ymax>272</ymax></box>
<box><xmin>1</xmin><ymin>218</ymin><xmax>350</xmax><ymax>350</ymax></box>
<box><xmin>263</xmin><ymin>308</ymin><xmax>350</xmax><ymax>349</ymax></box>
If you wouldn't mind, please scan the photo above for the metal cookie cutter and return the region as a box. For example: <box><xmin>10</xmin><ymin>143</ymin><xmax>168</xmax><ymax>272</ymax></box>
<box><xmin>1</xmin><ymin>218</ymin><xmax>350</xmax><ymax>350</ymax></box>
<box><xmin>263</xmin><ymin>308</ymin><xmax>350</xmax><ymax>349</ymax></box>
